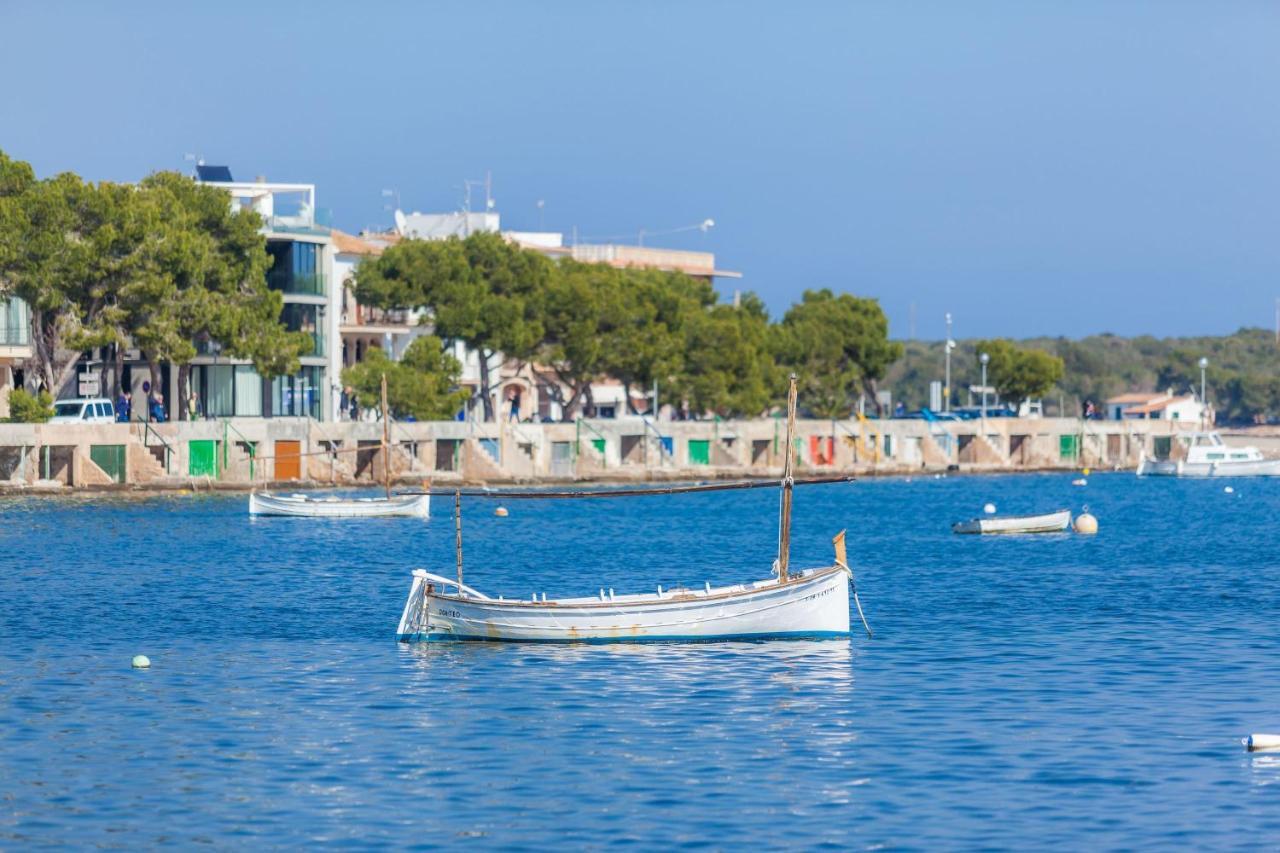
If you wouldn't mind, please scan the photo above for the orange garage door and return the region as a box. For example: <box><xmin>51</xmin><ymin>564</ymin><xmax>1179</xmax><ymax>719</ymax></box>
<box><xmin>274</xmin><ymin>440</ymin><xmax>301</xmax><ymax>481</ymax></box>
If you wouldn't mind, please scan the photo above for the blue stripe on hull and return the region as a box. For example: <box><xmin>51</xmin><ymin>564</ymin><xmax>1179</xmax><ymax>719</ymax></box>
<box><xmin>396</xmin><ymin>630</ymin><xmax>851</xmax><ymax>644</ymax></box>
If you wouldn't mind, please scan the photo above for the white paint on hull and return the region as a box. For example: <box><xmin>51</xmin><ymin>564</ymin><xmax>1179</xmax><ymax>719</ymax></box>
<box><xmin>397</xmin><ymin>565</ymin><xmax>852</xmax><ymax>642</ymax></box>
<box><xmin>249</xmin><ymin>492</ymin><xmax>430</xmax><ymax>518</ymax></box>
<box><xmin>952</xmin><ymin>509</ymin><xmax>1071</xmax><ymax>535</ymax></box>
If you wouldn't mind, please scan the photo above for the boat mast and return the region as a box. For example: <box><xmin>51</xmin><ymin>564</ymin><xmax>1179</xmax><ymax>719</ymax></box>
<box><xmin>380</xmin><ymin>373</ymin><xmax>391</xmax><ymax>500</ymax></box>
<box><xmin>454</xmin><ymin>489</ymin><xmax>464</xmax><ymax>593</ymax></box>
<box><xmin>777</xmin><ymin>374</ymin><xmax>798</xmax><ymax>582</ymax></box>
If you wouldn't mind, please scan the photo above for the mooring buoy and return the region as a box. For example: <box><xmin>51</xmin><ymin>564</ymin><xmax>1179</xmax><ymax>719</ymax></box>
<box><xmin>494</xmin><ymin>506</ymin><xmax>509</xmax><ymax>517</ymax></box>
<box><xmin>1073</xmin><ymin>510</ymin><xmax>1098</xmax><ymax>535</ymax></box>
<box><xmin>131</xmin><ymin>655</ymin><xmax>151</xmax><ymax>669</ymax></box>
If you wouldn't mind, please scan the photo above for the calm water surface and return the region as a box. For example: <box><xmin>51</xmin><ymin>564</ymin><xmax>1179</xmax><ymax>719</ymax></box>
<box><xmin>3</xmin><ymin>474</ymin><xmax>1280</xmax><ymax>848</ymax></box>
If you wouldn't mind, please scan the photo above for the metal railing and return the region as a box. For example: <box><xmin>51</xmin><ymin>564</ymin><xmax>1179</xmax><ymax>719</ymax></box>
<box><xmin>223</xmin><ymin>420</ymin><xmax>256</xmax><ymax>480</ymax></box>
<box><xmin>141</xmin><ymin>421</ymin><xmax>174</xmax><ymax>474</ymax></box>
<box><xmin>267</xmin><ymin>271</ymin><xmax>327</xmax><ymax>296</ymax></box>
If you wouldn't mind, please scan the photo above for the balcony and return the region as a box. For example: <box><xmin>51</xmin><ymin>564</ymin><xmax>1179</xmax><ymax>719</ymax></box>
<box><xmin>267</xmin><ymin>271</ymin><xmax>327</xmax><ymax>297</ymax></box>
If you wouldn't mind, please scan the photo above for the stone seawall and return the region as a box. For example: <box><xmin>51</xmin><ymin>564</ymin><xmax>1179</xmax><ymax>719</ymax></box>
<box><xmin>0</xmin><ymin>416</ymin><xmax>1198</xmax><ymax>492</ymax></box>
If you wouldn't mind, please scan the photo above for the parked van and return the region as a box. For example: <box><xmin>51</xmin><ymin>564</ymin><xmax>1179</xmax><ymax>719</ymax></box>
<box><xmin>49</xmin><ymin>398</ymin><xmax>116</xmax><ymax>424</ymax></box>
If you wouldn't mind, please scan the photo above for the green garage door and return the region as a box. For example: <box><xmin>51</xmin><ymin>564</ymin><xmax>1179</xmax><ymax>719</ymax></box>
<box><xmin>1059</xmin><ymin>434</ymin><xmax>1079</xmax><ymax>461</ymax></box>
<box><xmin>688</xmin><ymin>439</ymin><xmax>710</xmax><ymax>465</ymax></box>
<box><xmin>89</xmin><ymin>444</ymin><xmax>126</xmax><ymax>483</ymax></box>
<box><xmin>189</xmin><ymin>440</ymin><xmax>219</xmax><ymax>477</ymax></box>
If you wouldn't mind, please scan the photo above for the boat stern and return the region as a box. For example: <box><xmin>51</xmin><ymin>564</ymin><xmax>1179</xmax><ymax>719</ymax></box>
<box><xmin>396</xmin><ymin>570</ymin><xmax>431</xmax><ymax>641</ymax></box>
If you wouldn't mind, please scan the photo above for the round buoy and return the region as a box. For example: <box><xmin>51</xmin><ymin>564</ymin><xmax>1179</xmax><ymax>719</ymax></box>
<box><xmin>983</xmin><ymin>503</ymin><xmax>996</xmax><ymax>515</ymax></box>
<box><xmin>1073</xmin><ymin>511</ymin><xmax>1098</xmax><ymax>535</ymax></box>
<box><xmin>1072</xmin><ymin>478</ymin><xmax>1088</xmax><ymax>486</ymax></box>
<box><xmin>494</xmin><ymin>506</ymin><xmax>509</xmax><ymax>517</ymax></box>
<box><xmin>131</xmin><ymin>655</ymin><xmax>151</xmax><ymax>669</ymax></box>
<box><xmin>1083</xmin><ymin>467</ymin><xmax>1091</xmax><ymax>476</ymax></box>
<box><xmin>1224</xmin><ymin>486</ymin><xmax>1234</xmax><ymax>494</ymax></box>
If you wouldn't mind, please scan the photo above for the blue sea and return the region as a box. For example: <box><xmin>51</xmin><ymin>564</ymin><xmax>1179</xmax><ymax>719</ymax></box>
<box><xmin>3</xmin><ymin>473</ymin><xmax>1280</xmax><ymax>849</ymax></box>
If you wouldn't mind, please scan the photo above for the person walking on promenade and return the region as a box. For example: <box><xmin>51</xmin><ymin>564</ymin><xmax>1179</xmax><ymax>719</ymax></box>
<box><xmin>116</xmin><ymin>390</ymin><xmax>132</xmax><ymax>422</ymax></box>
<box><xmin>150</xmin><ymin>393</ymin><xmax>166</xmax><ymax>423</ymax></box>
<box><xmin>187</xmin><ymin>391</ymin><xmax>199</xmax><ymax>421</ymax></box>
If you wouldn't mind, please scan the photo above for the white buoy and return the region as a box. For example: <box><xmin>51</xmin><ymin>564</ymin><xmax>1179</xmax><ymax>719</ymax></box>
<box><xmin>1072</xmin><ymin>478</ymin><xmax>1088</xmax><ymax>486</ymax></box>
<box><xmin>1247</xmin><ymin>734</ymin><xmax>1280</xmax><ymax>751</ymax></box>
<box><xmin>1073</xmin><ymin>511</ymin><xmax>1098</xmax><ymax>535</ymax></box>
<box><xmin>494</xmin><ymin>506</ymin><xmax>509</xmax><ymax>517</ymax></box>
<box><xmin>131</xmin><ymin>655</ymin><xmax>151</xmax><ymax>669</ymax></box>
<box><xmin>1224</xmin><ymin>486</ymin><xmax>1234</xmax><ymax>494</ymax></box>
<box><xmin>983</xmin><ymin>503</ymin><xmax>996</xmax><ymax>515</ymax></box>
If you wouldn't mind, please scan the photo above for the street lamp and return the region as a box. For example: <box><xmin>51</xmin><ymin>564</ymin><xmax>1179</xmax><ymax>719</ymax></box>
<box><xmin>944</xmin><ymin>312</ymin><xmax>954</xmax><ymax>413</ymax></box>
<box><xmin>1199</xmin><ymin>356</ymin><xmax>1209</xmax><ymax>427</ymax></box>
<box><xmin>980</xmin><ymin>351</ymin><xmax>990</xmax><ymax>421</ymax></box>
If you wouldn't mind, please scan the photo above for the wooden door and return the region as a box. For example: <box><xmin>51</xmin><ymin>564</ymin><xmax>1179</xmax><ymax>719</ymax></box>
<box><xmin>274</xmin><ymin>440</ymin><xmax>301</xmax><ymax>481</ymax></box>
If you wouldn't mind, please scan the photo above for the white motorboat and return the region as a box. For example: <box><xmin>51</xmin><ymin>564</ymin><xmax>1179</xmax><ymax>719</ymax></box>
<box><xmin>395</xmin><ymin>376</ymin><xmax>870</xmax><ymax>644</ymax></box>
<box><xmin>249</xmin><ymin>491</ymin><xmax>430</xmax><ymax>518</ymax></box>
<box><xmin>1136</xmin><ymin>431</ymin><xmax>1280</xmax><ymax>477</ymax></box>
<box><xmin>952</xmin><ymin>508</ymin><xmax>1071</xmax><ymax>535</ymax></box>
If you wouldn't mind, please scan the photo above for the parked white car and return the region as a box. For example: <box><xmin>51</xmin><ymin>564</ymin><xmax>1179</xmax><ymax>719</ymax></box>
<box><xmin>49</xmin><ymin>397</ymin><xmax>117</xmax><ymax>424</ymax></box>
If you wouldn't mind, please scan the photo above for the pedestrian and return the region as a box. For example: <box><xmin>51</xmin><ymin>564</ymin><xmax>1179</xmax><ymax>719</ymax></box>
<box><xmin>150</xmin><ymin>392</ymin><xmax>166</xmax><ymax>423</ymax></box>
<box><xmin>187</xmin><ymin>391</ymin><xmax>199</xmax><ymax>421</ymax></box>
<box><xmin>116</xmin><ymin>390</ymin><xmax>132</xmax><ymax>422</ymax></box>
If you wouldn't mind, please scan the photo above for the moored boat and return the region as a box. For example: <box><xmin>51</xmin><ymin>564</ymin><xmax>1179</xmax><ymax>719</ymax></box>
<box><xmin>952</xmin><ymin>508</ymin><xmax>1071</xmax><ymax>535</ymax></box>
<box><xmin>1136</xmin><ymin>431</ymin><xmax>1280</xmax><ymax>477</ymax></box>
<box><xmin>395</xmin><ymin>376</ymin><xmax>870</xmax><ymax>644</ymax></box>
<box><xmin>250</xmin><ymin>491</ymin><xmax>430</xmax><ymax>518</ymax></box>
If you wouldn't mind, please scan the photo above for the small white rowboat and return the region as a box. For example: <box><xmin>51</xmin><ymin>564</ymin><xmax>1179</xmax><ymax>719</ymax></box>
<box><xmin>396</xmin><ymin>564</ymin><xmax>852</xmax><ymax>643</ymax></box>
<box><xmin>951</xmin><ymin>508</ymin><xmax>1071</xmax><ymax>535</ymax></box>
<box><xmin>249</xmin><ymin>491</ymin><xmax>430</xmax><ymax>518</ymax></box>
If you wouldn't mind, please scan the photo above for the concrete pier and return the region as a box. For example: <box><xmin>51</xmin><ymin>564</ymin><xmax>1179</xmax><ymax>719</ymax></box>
<box><xmin>0</xmin><ymin>416</ymin><xmax>1250</xmax><ymax>491</ymax></box>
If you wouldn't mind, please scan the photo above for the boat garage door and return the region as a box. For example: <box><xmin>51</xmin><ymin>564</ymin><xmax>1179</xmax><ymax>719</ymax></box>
<box><xmin>90</xmin><ymin>444</ymin><xmax>127</xmax><ymax>483</ymax></box>
<box><xmin>688</xmin><ymin>439</ymin><xmax>710</xmax><ymax>465</ymax></box>
<box><xmin>188</xmin><ymin>440</ymin><xmax>218</xmax><ymax>477</ymax></box>
<box><xmin>274</xmin><ymin>440</ymin><xmax>302</xmax><ymax>481</ymax></box>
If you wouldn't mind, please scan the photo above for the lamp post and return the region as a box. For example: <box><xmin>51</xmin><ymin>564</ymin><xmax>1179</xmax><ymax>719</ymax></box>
<box><xmin>944</xmin><ymin>312</ymin><xmax>954</xmax><ymax>413</ymax></box>
<box><xmin>1199</xmin><ymin>356</ymin><xmax>1209</xmax><ymax>427</ymax></box>
<box><xmin>980</xmin><ymin>352</ymin><xmax>990</xmax><ymax>422</ymax></box>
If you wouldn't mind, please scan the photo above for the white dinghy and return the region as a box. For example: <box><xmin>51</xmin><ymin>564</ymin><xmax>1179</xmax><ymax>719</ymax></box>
<box><xmin>395</xmin><ymin>377</ymin><xmax>871</xmax><ymax>644</ymax></box>
<box><xmin>248</xmin><ymin>375</ymin><xmax>429</xmax><ymax>519</ymax></box>
<box><xmin>951</xmin><ymin>508</ymin><xmax>1071</xmax><ymax>535</ymax></box>
<box><xmin>250</xmin><ymin>491</ymin><xmax>430</xmax><ymax>518</ymax></box>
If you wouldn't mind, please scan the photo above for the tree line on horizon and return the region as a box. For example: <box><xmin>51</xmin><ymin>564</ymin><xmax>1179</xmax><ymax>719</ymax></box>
<box><xmin>886</xmin><ymin>328</ymin><xmax>1280</xmax><ymax>424</ymax></box>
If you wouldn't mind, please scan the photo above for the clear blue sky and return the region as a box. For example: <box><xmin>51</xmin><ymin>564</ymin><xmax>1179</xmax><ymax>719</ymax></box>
<box><xmin>2</xmin><ymin>1</ymin><xmax>1277</xmax><ymax>339</ymax></box>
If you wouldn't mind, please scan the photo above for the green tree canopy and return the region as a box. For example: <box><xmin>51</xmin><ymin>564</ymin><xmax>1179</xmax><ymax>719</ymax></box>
<box><xmin>354</xmin><ymin>231</ymin><xmax>551</xmax><ymax>420</ymax></box>
<box><xmin>341</xmin><ymin>335</ymin><xmax>469</xmax><ymax>421</ymax></box>
<box><xmin>673</xmin><ymin>293</ymin><xmax>779</xmax><ymax>418</ymax></box>
<box><xmin>973</xmin><ymin>338</ymin><xmax>1065</xmax><ymax>405</ymax></box>
<box><xmin>776</xmin><ymin>289</ymin><xmax>902</xmax><ymax>417</ymax></box>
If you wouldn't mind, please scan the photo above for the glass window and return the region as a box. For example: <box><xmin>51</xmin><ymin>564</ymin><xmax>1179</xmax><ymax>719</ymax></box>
<box><xmin>272</xmin><ymin>367</ymin><xmax>321</xmax><ymax>420</ymax></box>
<box><xmin>235</xmin><ymin>366</ymin><xmax>262</xmax><ymax>416</ymax></box>
<box><xmin>206</xmin><ymin>365</ymin><xmax>235</xmax><ymax>417</ymax></box>
<box><xmin>81</xmin><ymin>405</ymin><xmax>93</xmax><ymax>419</ymax></box>
<box><xmin>53</xmin><ymin>402</ymin><xmax>81</xmax><ymax>417</ymax></box>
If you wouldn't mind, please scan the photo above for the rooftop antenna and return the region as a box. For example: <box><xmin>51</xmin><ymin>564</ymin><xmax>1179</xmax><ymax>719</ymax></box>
<box><xmin>183</xmin><ymin>153</ymin><xmax>203</xmax><ymax>177</ymax></box>
<box><xmin>536</xmin><ymin>199</ymin><xmax>546</xmax><ymax>231</ymax></box>
<box><xmin>381</xmin><ymin>188</ymin><xmax>400</xmax><ymax>214</ymax></box>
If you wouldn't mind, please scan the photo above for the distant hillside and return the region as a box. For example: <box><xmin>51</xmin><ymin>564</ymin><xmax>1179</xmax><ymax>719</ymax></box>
<box><xmin>884</xmin><ymin>328</ymin><xmax>1280</xmax><ymax>424</ymax></box>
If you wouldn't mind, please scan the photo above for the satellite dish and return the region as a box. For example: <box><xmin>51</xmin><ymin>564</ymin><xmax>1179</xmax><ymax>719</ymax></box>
<box><xmin>394</xmin><ymin>209</ymin><xmax>407</xmax><ymax>233</ymax></box>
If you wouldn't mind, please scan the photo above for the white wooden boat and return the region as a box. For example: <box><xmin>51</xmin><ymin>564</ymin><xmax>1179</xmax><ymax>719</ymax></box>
<box><xmin>395</xmin><ymin>376</ymin><xmax>871</xmax><ymax>644</ymax></box>
<box><xmin>396</xmin><ymin>565</ymin><xmax>852</xmax><ymax>642</ymax></box>
<box><xmin>952</xmin><ymin>508</ymin><xmax>1071</xmax><ymax>535</ymax></box>
<box><xmin>249</xmin><ymin>491</ymin><xmax>430</xmax><ymax>518</ymax></box>
<box><xmin>1137</xmin><ymin>431</ymin><xmax>1280</xmax><ymax>477</ymax></box>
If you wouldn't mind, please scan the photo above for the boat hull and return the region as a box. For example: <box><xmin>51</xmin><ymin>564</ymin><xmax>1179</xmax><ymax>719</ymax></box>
<box><xmin>249</xmin><ymin>492</ymin><xmax>430</xmax><ymax>518</ymax></box>
<box><xmin>1137</xmin><ymin>458</ymin><xmax>1280</xmax><ymax>477</ymax></box>
<box><xmin>396</xmin><ymin>566</ymin><xmax>851</xmax><ymax>643</ymax></box>
<box><xmin>952</xmin><ymin>509</ymin><xmax>1071</xmax><ymax>535</ymax></box>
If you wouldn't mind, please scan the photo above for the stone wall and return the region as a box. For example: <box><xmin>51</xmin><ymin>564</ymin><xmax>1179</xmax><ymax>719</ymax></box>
<box><xmin>0</xmin><ymin>415</ymin><xmax>1200</xmax><ymax>490</ymax></box>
